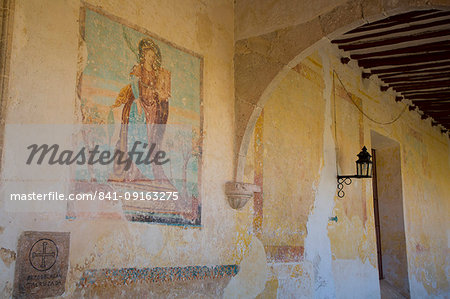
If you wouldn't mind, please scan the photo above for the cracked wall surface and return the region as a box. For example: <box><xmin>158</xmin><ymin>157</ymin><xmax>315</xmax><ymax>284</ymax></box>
<box><xmin>239</xmin><ymin>40</ymin><xmax>449</xmax><ymax>297</ymax></box>
<box><xmin>0</xmin><ymin>0</ymin><xmax>448</xmax><ymax>298</ymax></box>
<box><xmin>234</xmin><ymin>0</ymin><xmax>450</xmax><ymax>180</ymax></box>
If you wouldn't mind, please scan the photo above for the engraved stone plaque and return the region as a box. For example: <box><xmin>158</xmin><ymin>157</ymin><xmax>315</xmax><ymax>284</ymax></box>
<box><xmin>13</xmin><ymin>231</ymin><xmax>70</xmax><ymax>298</ymax></box>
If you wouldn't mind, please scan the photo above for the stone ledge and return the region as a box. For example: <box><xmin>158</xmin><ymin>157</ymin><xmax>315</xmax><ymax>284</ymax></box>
<box><xmin>225</xmin><ymin>181</ymin><xmax>261</xmax><ymax>210</ymax></box>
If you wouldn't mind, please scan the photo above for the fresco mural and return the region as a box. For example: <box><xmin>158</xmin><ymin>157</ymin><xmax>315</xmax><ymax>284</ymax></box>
<box><xmin>70</xmin><ymin>5</ymin><xmax>203</xmax><ymax>226</ymax></box>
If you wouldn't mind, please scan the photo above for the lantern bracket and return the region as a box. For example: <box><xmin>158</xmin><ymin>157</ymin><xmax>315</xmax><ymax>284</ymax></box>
<box><xmin>337</xmin><ymin>175</ymin><xmax>372</xmax><ymax>198</ymax></box>
<box><xmin>336</xmin><ymin>146</ymin><xmax>373</xmax><ymax>198</ymax></box>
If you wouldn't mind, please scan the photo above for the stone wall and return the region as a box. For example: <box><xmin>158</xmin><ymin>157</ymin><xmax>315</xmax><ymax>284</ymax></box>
<box><xmin>0</xmin><ymin>0</ymin><xmax>448</xmax><ymax>298</ymax></box>
<box><xmin>234</xmin><ymin>0</ymin><xmax>450</xmax><ymax>181</ymax></box>
<box><xmin>0</xmin><ymin>0</ymin><xmax>242</xmax><ymax>297</ymax></box>
<box><xmin>239</xmin><ymin>41</ymin><xmax>449</xmax><ymax>298</ymax></box>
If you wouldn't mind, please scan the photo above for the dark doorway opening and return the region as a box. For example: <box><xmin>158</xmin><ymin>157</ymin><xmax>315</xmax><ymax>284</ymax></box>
<box><xmin>371</xmin><ymin>131</ymin><xmax>410</xmax><ymax>298</ymax></box>
<box><xmin>372</xmin><ymin>149</ymin><xmax>383</xmax><ymax>280</ymax></box>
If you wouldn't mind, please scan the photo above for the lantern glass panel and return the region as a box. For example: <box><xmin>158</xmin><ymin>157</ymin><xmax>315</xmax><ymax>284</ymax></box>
<box><xmin>361</xmin><ymin>163</ymin><xmax>367</xmax><ymax>176</ymax></box>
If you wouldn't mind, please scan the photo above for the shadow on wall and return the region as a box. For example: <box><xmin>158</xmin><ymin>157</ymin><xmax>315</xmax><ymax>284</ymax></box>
<box><xmin>371</xmin><ymin>131</ymin><xmax>410</xmax><ymax>298</ymax></box>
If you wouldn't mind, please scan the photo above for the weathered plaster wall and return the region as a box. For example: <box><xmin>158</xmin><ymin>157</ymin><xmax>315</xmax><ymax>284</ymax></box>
<box><xmin>0</xmin><ymin>0</ymin><xmax>256</xmax><ymax>297</ymax></box>
<box><xmin>259</xmin><ymin>53</ymin><xmax>324</xmax><ymax>251</ymax></box>
<box><xmin>328</xmin><ymin>42</ymin><xmax>450</xmax><ymax>298</ymax></box>
<box><xmin>234</xmin><ymin>0</ymin><xmax>450</xmax><ymax>181</ymax></box>
<box><xmin>241</xmin><ymin>40</ymin><xmax>449</xmax><ymax>298</ymax></box>
<box><xmin>0</xmin><ymin>0</ymin><xmax>448</xmax><ymax>298</ymax></box>
<box><xmin>233</xmin><ymin>1</ymin><xmax>450</xmax><ymax>297</ymax></box>
<box><xmin>235</xmin><ymin>0</ymin><xmax>347</xmax><ymax>40</ymax></box>
<box><xmin>375</xmin><ymin>144</ymin><xmax>410</xmax><ymax>296</ymax></box>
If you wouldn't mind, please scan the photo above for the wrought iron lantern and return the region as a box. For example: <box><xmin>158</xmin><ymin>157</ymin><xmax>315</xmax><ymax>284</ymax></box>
<box><xmin>337</xmin><ymin>146</ymin><xmax>373</xmax><ymax>198</ymax></box>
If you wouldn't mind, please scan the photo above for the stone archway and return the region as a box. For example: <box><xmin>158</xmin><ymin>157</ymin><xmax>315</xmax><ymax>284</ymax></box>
<box><xmin>231</xmin><ymin>0</ymin><xmax>450</xmax><ymax>188</ymax></box>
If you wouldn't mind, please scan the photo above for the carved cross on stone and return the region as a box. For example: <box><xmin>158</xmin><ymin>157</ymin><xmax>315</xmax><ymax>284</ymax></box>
<box><xmin>14</xmin><ymin>231</ymin><xmax>70</xmax><ymax>298</ymax></box>
<box><xmin>32</xmin><ymin>241</ymin><xmax>56</xmax><ymax>270</ymax></box>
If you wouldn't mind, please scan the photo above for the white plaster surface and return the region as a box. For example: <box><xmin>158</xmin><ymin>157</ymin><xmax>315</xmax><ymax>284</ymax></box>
<box><xmin>303</xmin><ymin>47</ymin><xmax>337</xmax><ymax>298</ymax></box>
<box><xmin>223</xmin><ymin>236</ymin><xmax>268</xmax><ymax>298</ymax></box>
<box><xmin>333</xmin><ymin>259</ymin><xmax>381</xmax><ymax>299</ymax></box>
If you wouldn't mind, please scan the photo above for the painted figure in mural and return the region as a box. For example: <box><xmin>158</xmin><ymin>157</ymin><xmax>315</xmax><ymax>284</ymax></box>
<box><xmin>109</xmin><ymin>38</ymin><xmax>172</xmax><ymax>185</ymax></box>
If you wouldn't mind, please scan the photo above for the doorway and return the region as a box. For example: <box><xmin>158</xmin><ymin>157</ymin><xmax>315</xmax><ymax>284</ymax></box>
<box><xmin>371</xmin><ymin>131</ymin><xmax>410</xmax><ymax>298</ymax></box>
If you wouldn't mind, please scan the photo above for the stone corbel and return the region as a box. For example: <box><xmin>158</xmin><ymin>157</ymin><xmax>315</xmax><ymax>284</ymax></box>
<box><xmin>225</xmin><ymin>182</ymin><xmax>261</xmax><ymax>210</ymax></box>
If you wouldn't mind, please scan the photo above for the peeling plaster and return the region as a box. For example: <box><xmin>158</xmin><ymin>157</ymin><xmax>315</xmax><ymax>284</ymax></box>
<box><xmin>224</xmin><ymin>236</ymin><xmax>268</xmax><ymax>298</ymax></box>
<box><xmin>0</xmin><ymin>0</ymin><xmax>448</xmax><ymax>297</ymax></box>
<box><xmin>0</xmin><ymin>248</ymin><xmax>16</xmax><ymax>268</ymax></box>
<box><xmin>303</xmin><ymin>47</ymin><xmax>337</xmax><ymax>298</ymax></box>
<box><xmin>273</xmin><ymin>261</ymin><xmax>314</xmax><ymax>298</ymax></box>
<box><xmin>332</xmin><ymin>259</ymin><xmax>380</xmax><ymax>299</ymax></box>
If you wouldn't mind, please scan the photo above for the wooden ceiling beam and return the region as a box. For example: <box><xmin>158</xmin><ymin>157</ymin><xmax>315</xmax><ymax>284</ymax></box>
<box><xmin>345</xmin><ymin>10</ymin><xmax>443</xmax><ymax>34</ymax></box>
<box><xmin>396</xmin><ymin>87</ymin><xmax>450</xmax><ymax>93</ymax></box>
<box><xmin>404</xmin><ymin>94</ymin><xmax>450</xmax><ymax>100</ymax></box>
<box><xmin>416</xmin><ymin>110</ymin><xmax>450</xmax><ymax>117</ymax></box>
<box><xmin>426</xmin><ymin>114</ymin><xmax>450</xmax><ymax>118</ymax></box>
<box><xmin>358</xmin><ymin>51</ymin><xmax>450</xmax><ymax>68</ymax></box>
<box><xmin>416</xmin><ymin>105</ymin><xmax>450</xmax><ymax>109</ymax></box>
<box><xmin>405</xmin><ymin>97</ymin><xmax>450</xmax><ymax>102</ymax></box>
<box><xmin>427</xmin><ymin>112</ymin><xmax>450</xmax><ymax>118</ymax></box>
<box><xmin>348</xmin><ymin>35</ymin><xmax>450</xmax><ymax>56</ymax></box>
<box><xmin>370</xmin><ymin>61</ymin><xmax>450</xmax><ymax>74</ymax></box>
<box><xmin>393</xmin><ymin>86</ymin><xmax>450</xmax><ymax>92</ymax></box>
<box><xmin>350</xmin><ymin>40</ymin><xmax>450</xmax><ymax>60</ymax></box>
<box><xmin>415</xmin><ymin>111</ymin><xmax>450</xmax><ymax>116</ymax></box>
<box><xmin>381</xmin><ymin>73</ymin><xmax>450</xmax><ymax>83</ymax></box>
<box><xmin>406</xmin><ymin>95</ymin><xmax>450</xmax><ymax>101</ymax></box>
<box><xmin>337</xmin><ymin>10</ymin><xmax>450</xmax><ymax>129</ymax></box>
<box><xmin>378</xmin><ymin>66</ymin><xmax>450</xmax><ymax>78</ymax></box>
<box><xmin>403</xmin><ymin>84</ymin><xmax>450</xmax><ymax>92</ymax></box>
<box><xmin>425</xmin><ymin>117</ymin><xmax>450</xmax><ymax>122</ymax></box>
<box><xmin>413</xmin><ymin>99</ymin><xmax>450</xmax><ymax>105</ymax></box>
<box><xmin>402</xmin><ymin>88</ymin><xmax>450</xmax><ymax>95</ymax></box>
<box><xmin>390</xmin><ymin>79</ymin><xmax>450</xmax><ymax>87</ymax></box>
<box><xmin>333</xmin><ymin>19</ymin><xmax>450</xmax><ymax>44</ymax></box>
<box><xmin>420</xmin><ymin>105</ymin><xmax>450</xmax><ymax>109</ymax></box>
<box><xmin>391</xmin><ymin>81</ymin><xmax>450</xmax><ymax>91</ymax></box>
<box><xmin>401</xmin><ymin>87</ymin><xmax>450</xmax><ymax>93</ymax></box>
<box><xmin>414</xmin><ymin>102</ymin><xmax>450</xmax><ymax>108</ymax></box>
<box><xmin>337</xmin><ymin>29</ymin><xmax>450</xmax><ymax>51</ymax></box>
<box><xmin>406</xmin><ymin>98</ymin><xmax>450</xmax><ymax>103</ymax></box>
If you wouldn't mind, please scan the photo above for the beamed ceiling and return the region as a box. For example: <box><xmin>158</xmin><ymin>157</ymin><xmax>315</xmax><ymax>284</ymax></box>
<box><xmin>332</xmin><ymin>9</ymin><xmax>450</xmax><ymax>133</ymax></box>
